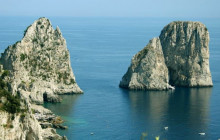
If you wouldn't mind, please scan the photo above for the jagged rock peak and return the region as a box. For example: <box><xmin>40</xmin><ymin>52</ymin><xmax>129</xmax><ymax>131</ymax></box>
<box><xmin>22</xmin><ymin>17</ymin><xmax>64</xmax><ymax>44</ymax></box>
<box><xmin>119</xmin><ymin>37</ymin><xmax>170</xmax><ymax>90</ymax></box>
<box><xmin>159</xmin><ymin>21</ymin><xmax>213</xmax><ymax>87</ymax></box>
<box><xmin>0</xmin><ymin>17</ymin><xmax>83</xmax><ymax>104</ymax></box>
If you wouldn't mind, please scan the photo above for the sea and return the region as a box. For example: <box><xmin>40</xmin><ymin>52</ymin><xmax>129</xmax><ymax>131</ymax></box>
<box><xmin>0</xmin><ymin>17</ymin><xmax>220</xmax><ymax>140</ymax></box>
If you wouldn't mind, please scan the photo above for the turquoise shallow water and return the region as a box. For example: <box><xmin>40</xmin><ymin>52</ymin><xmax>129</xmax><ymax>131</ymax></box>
<box><xmin>0</xmin><ymin>17</ymin><xmax>220</xmax><ymax>140</ymax></box>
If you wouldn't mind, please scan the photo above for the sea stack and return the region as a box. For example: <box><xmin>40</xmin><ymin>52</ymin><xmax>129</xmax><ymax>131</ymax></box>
<box><xmin>0</xmin><ymin>17</ymin><xmax>83</xmax><ymax>104</ymax></box>
<box><xmin>160</xmin><ymin>21</ymin><xmax>213</xmax><ymax>87</ymax></box>
<box><xmin>119</xmin><ymin>38</ymin><xmax>170</xmax><ymax>90</ymax></box>
<box><xmin>120</xmin><ymin>21</ymin><xmax>213</xmax><ymax>90</ymax></box>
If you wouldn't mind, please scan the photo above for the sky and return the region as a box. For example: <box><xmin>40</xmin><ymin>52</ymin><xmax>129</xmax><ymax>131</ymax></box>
<box><xmin>0</xmin><ymin>0</ymin><xmax>219</xmax><ymax>17</ymax></box>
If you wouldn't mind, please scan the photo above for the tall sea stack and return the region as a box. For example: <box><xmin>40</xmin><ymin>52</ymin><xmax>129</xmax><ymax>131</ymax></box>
<box><xmin>0</xmin><ymin>17</ymin><xmax>82</xmax><ymax>140</ymax></box>
<box><xmin>120</xmin><ymin>38</ymin><xmax>170</xmax><ymax>90</ymax></box>
<box><xmin>0</xmin><ymin>17</ymin><xmax>83</xmax><ymax>104</ymax></box>
<box><xmin>120</xmin><ymin>21</ymin><xmax>213</xmax><ymax>90</ymax></box>
<box><xmin>160</xmin><ymin>21</ymin><xmax>213</xmax><ymax>87</ymax></box>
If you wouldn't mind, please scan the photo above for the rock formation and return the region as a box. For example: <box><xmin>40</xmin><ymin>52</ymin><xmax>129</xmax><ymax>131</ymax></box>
<box><xmin>0</xmin><ymin>17</ymin><xmax>83</xmax><ymax>104</ymax></box>
<box><xmin>0</xmin><ymin>17</ymin><xmax>82</xmax><ymax>140</ymax></box>
<box><xmin>160</xmin><ymin>21</ymin><xmax>213</xmax><ymax>87</ymax></box>
<box><xmin>120</xmin><ymin>21</ymin><xmax>213</xmax><ymax>90</ymax></box>
<box><xmin>119</xmin><ymin>38</ymin><xmax>170</xmax><ymax>90</ymax></box>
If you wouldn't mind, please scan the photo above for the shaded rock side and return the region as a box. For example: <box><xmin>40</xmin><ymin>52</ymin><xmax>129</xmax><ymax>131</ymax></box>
<box><xmin>119</xmin><ymin>38</ymin><xmax>170</xmax><ymax>90</ymax></box>
<box><xmin>159</xmin><ymin>21</ymin><xmax>213</xmax><ymax>87</ymax></box>
<box><xmin>0</xmin><ymin>17</ymin><xmax>83</xmax><ymax>104</ymax></box>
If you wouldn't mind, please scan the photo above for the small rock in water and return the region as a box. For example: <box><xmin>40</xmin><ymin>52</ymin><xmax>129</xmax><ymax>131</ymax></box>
<box><xmin>164</xmin><ymin>127</ymin><xmax>168</xmax><ymax>130</ymax></box>
<box><xmin>90</xmin><ymin>132</ymin><xmax>94</xmax><ymax>135</ymax></box>
<box><xmin>198</xmin><ymin>133</ymin><xmax>205</xmax><ymax>135</ymax></box>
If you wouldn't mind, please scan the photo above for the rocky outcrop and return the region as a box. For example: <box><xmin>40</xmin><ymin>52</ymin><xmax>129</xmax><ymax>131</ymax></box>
<box><xmin>0</xmin><ymin>111</ymin><xmax>67</xmax><ymax>140</ymax></box>
<box><xmin>0</xmin><ymin>17</ymin><xmax>83</xmax><ymax>104</ymax></box>
<box><xmin>120</xmin><ymin>21</ymin><xmax>213</xmax><ymax>90</ymax></box>
<box><xmin>0</xmin><ymin>112</ymin><xmax>42</xmax><ymax>140</ymax></box>
<box><xmin>0</xmin><ymin>17</ymin><xmax>83</xmax><ymax>140</ymax></box>
<box><xmin>159</xmin><ymin>21</ymin><xmax>213</xmax><ymax>87</ymax></box>
<box><xmin>119</xmin><ymin>38</ymin><xmax>170</xmax><ymax>90</ymax></box>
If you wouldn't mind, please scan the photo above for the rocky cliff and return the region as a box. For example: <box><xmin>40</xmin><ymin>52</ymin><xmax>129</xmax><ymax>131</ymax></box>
<box><xmin>0</xmin><ymin>17</ymin><xmax>83</xmax><ymax>104</ymax></box>
<box><xmin>0</xmin><ymin>67</ymin><xmax>66</xmax><ymax>140</ymax></box>
<box><xmin>119</xmin><ymin>38</ymin><xmax>170</xmax><ymax>90</ymax></box>
<box><xmin>120</xmin><ymin>21</ymin><xmax>213</xmax><ymax>90</ymax></box>
<box><xmin>0</xmin><ymin>17</ymin><xmax>82</xmax><ymax>140</ymax></box>
<box><xmin>160</xmin><ymin>21</ymin><xmax>213</xmax><ymax>87</ymax></box>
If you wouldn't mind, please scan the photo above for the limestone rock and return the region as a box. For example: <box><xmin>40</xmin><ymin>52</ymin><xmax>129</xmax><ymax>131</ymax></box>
<box><xmin>0</xmin><ymin>17</ymin><xmax>83</xmax><ymax>104</ymax></box>
<box><xmin>119</xmin><ymin>38</ymin><xmax>170</xmax><ymax>90</ymax></box>
<box><xmin>31</xmin><ymin>104</ymin><xmax>53</xmax><ymax>115</ymax></box>
<box><xmin>0</xmin><ymin>112</ymin><xmax>43</xmax><ymax>140</ymax></box>
<box><xmin>41</xmin><ymin>128</ymin><xmax>67</xmax><ymax>140</ymax></box>
<box><xmin>120</xmin><ymin>21</ymin><xmax>213</xmax><ymax>90</ymax></box>
<box><xmin>159</xmin><ymin>21</ymin><xmax>213</xmax><ymax>87</ymax></box>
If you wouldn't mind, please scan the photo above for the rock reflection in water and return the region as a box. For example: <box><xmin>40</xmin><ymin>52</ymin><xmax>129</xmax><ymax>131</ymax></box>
<box><xmin>126</xmin><ymin>87</ymin><xmax>212</xmax><ymax>140</ymax></box>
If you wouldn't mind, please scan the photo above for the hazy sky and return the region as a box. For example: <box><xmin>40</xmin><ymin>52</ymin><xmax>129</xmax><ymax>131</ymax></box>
<box><xmin>0</xmin><ymin>0</ymin><xmax>219</xmax><ymax>17</ymax></box>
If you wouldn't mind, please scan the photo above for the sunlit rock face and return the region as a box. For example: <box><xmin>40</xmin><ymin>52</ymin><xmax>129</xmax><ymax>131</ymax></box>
<box><xmin>0</xmin><ymin>17</ymin><xmax>83</xmax><ymax>104</ymax></box>
<box><xmin>119</xmin><ymin>38</ymin><xmax>170</xmax><ymax>90</ymax></box>
<box><xmin>160</xmin><ymin>21</ymin><xmax>213</xmax><ymax>87</ymax></box>
<box><xmin>120</xmin><ymin>21</ymin><xmax>213</xmax><ymax>90</ymax></box>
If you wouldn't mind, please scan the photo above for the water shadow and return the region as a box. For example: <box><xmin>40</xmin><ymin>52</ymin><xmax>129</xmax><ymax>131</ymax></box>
<box><xmin>121</xmin><ymin>87</ymin><xmax>212</xmax><ymax>140</ymax></box>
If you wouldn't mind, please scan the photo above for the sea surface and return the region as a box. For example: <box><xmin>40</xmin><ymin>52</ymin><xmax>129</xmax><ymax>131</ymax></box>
<box><xmin>0</xmin><ymin>17</ymin><xmax>220</xmax><ymax>140</ymax></box>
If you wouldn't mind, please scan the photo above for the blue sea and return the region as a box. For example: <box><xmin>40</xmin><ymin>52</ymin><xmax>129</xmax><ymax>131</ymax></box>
<box><xmin>0</xmin><ymin>17</ymin><xmax>220</xmax><ymax>140</ymax></box>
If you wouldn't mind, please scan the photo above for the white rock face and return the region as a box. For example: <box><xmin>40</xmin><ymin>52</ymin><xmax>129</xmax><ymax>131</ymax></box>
<box><xmin>0</xmin><ymin>111</ymin><xmax>67</xmax><ymax>140</ymax></box>
<box><xmin>159</xmin><ymin>21</ymin><xmax>213</xmax><ymax>87</ymax></box>
<box><xmin>120</xmin><ymin>38</ymin><xmax>170</xmax><ymax>90</ymax></box>
<box><xmin>0</xmin><ymin>17</ymin><xmax>83</xmax><ymax>104</ymax></box>
<box><xmin>120</xmin><ymin>21</ymin><xmax>213</xmax><ymax>90</ymax></box>
<box><xmin>0</xmin><ymin>112</ymin><xmax>42</xmax><ymax>140</ymax></box>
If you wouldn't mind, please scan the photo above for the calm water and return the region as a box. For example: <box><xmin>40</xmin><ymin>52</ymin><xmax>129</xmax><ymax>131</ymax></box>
<box><xmin>0</xmin><ymin>17</ymin><xmax>220</xmax><ymax>140</ymax></box>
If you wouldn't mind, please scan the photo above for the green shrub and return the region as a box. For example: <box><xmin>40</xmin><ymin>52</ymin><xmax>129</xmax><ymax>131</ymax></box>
<box><xmin>71</xmin><ymin>79</ymin><xmax>75</xmax><ymax>84</ymax></box>
<box><xmin>0</xmin><ymin>90</ymin><xmax>21</xmax><ymax>114</ymax></box>
<box><xmin>32</xmin><ymin>38</ymin><xmax>38</xmax><ymax>43</ymax></box>
<box><xmin>1</xmin><ymin>70</ymin><xmax>9</xmax><ymax>79</ymax></box>
<box><xmin>40</xmin><ymin>43</ymin><xmax>44</xmax><ymax>47</ymax></box>
<box><xmin>0</xmin><ymin>79</ymin><xmax>6</xmax><ymax>89</ymax></box>
<box><xmin>20</xmin><ymin>113</ymin><xmax>26</xmax><ymax>122</ymax></box>
<box><xmin>37</xmin><ymin>21</ymin><xmax>42</xmax><ymax>25</ymax></box>
<box><xmin>31</xmin><ymin>109</ymin><xmax>35</xmax><ymax>114</ymax></box>
<box><xmin>20</xmin><ymin>53</ymin><xmax>27</xmax><ymax>61</ymax></box>
<box><xmin>11</xmin><ymin>115</ymin><xmax>15</xmax><ymax>120</ymax></box>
